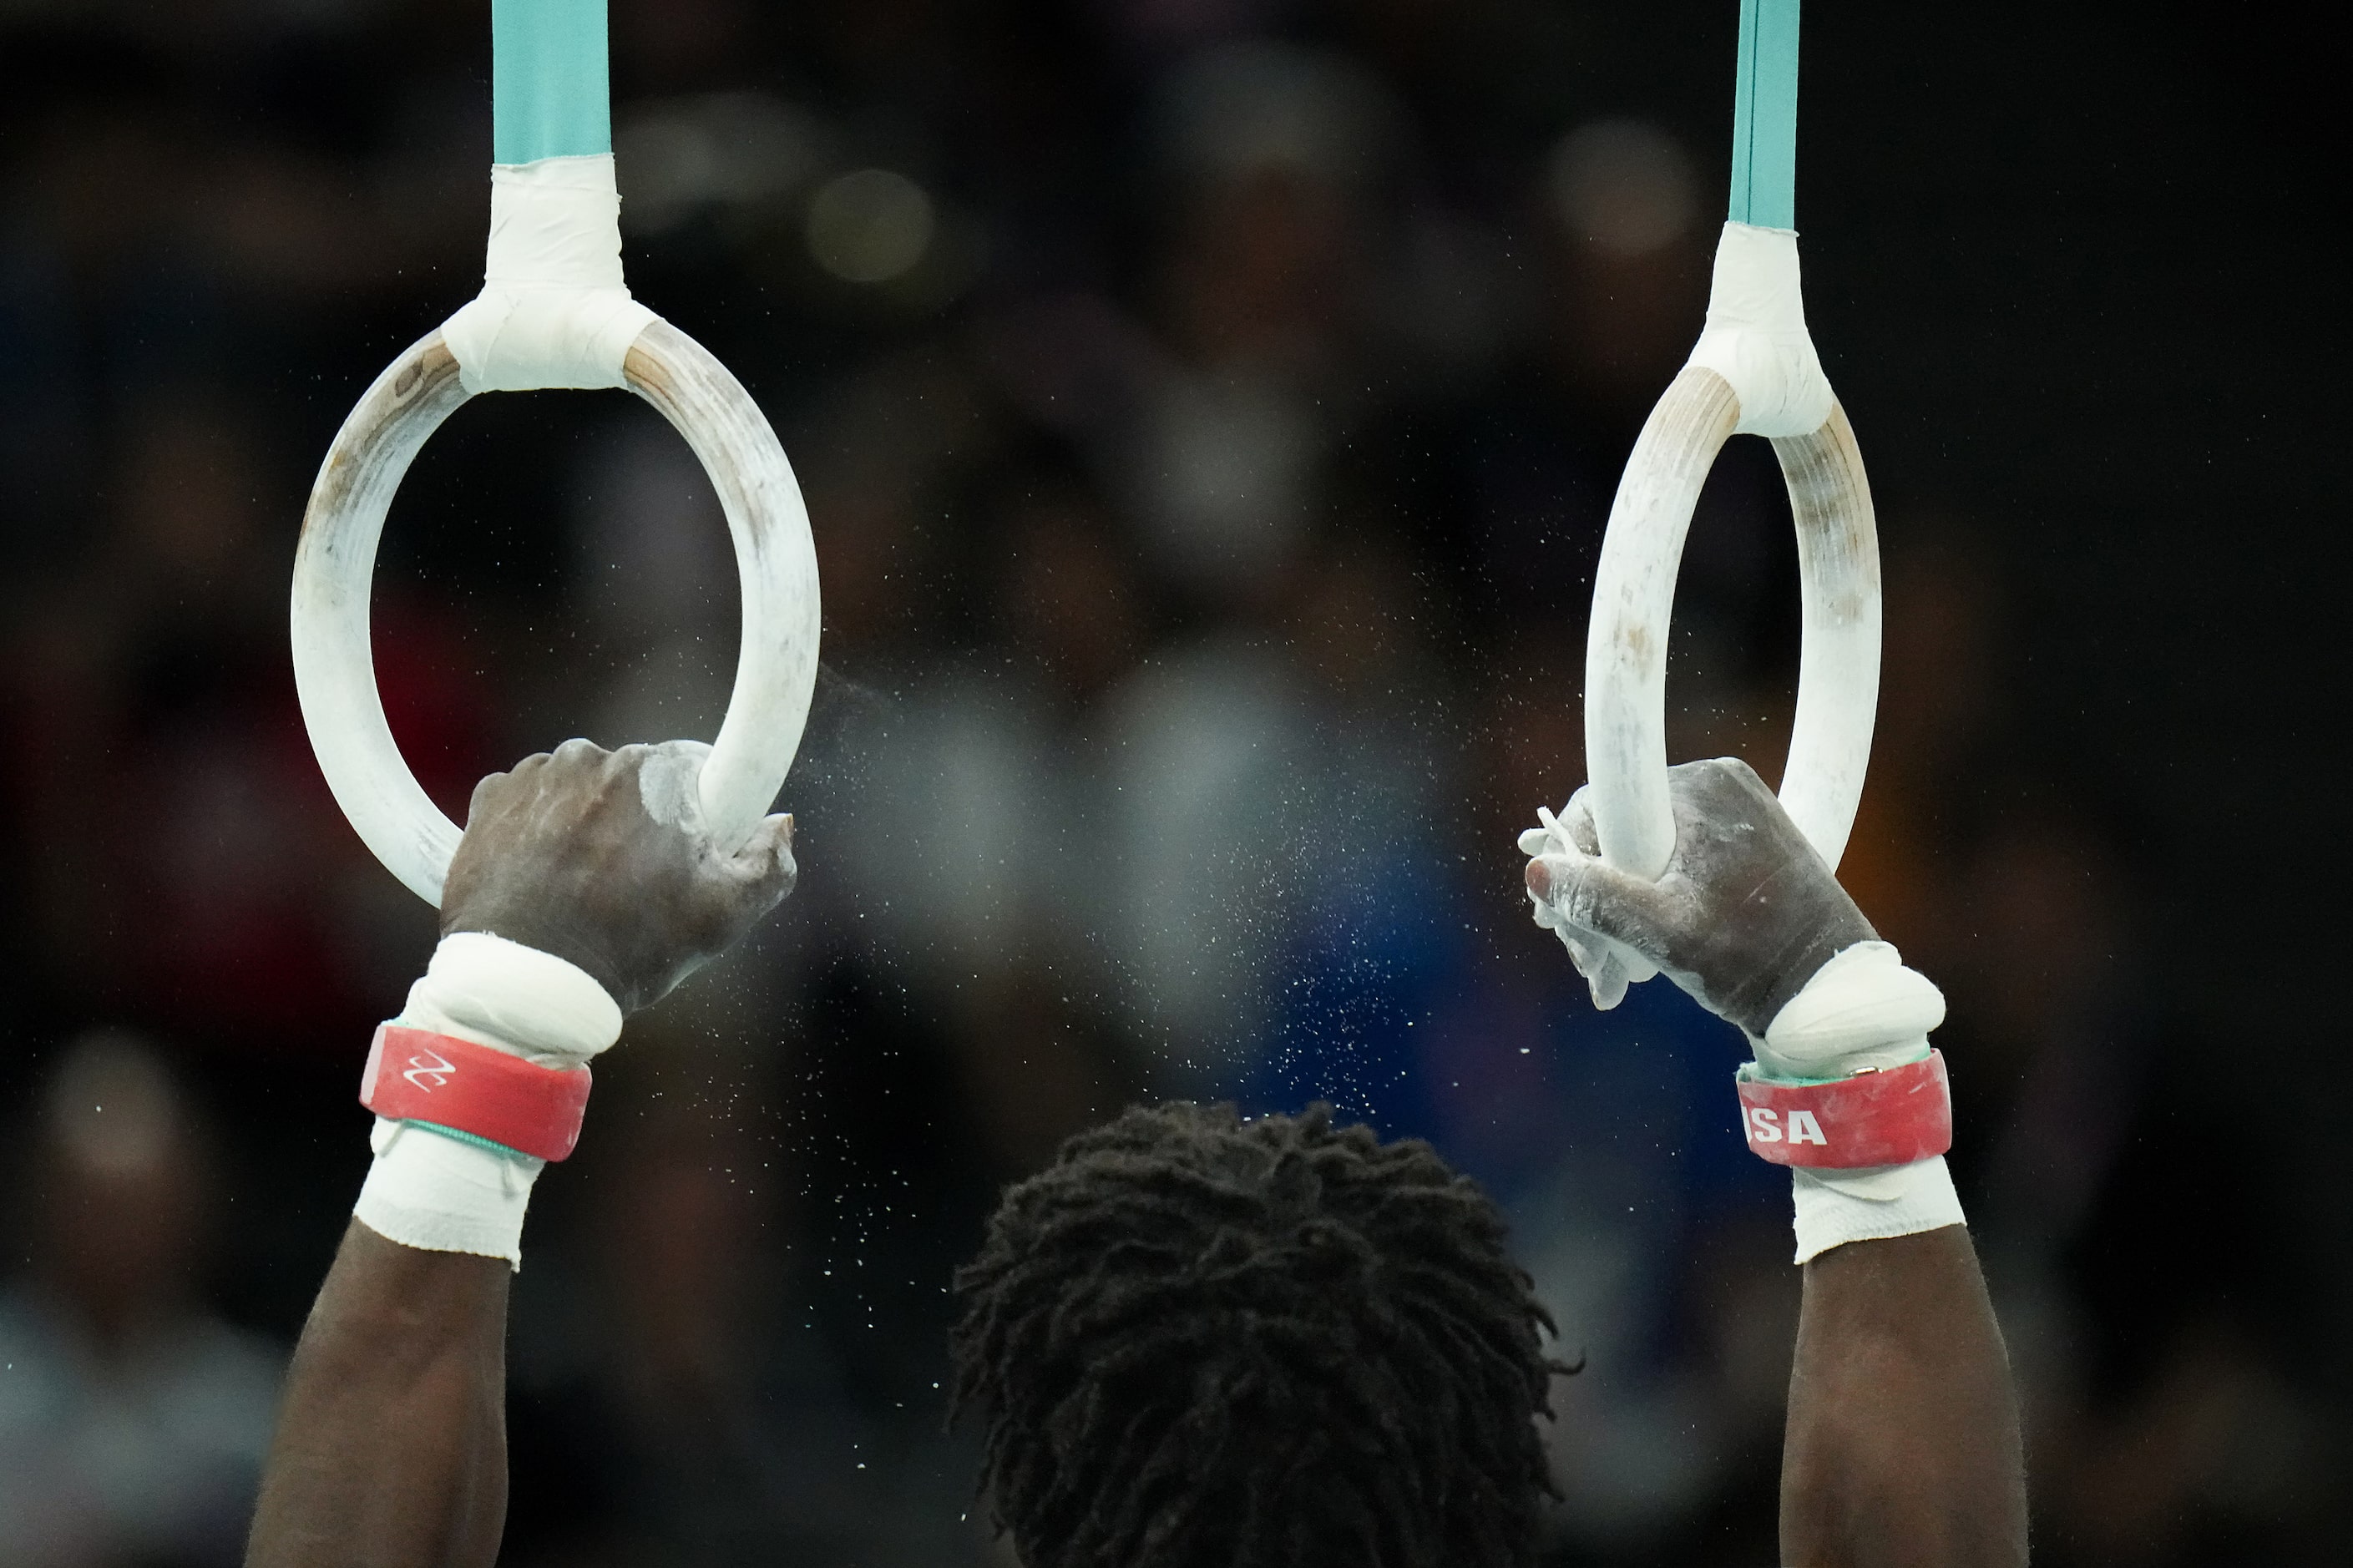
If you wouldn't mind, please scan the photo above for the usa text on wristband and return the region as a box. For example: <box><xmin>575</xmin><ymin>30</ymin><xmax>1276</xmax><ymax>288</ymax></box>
<box><xmin>360</xmin><ymin>1024</ymin><xmax>593</xmax><ymax>1161</ymax></box>
<box><xmin>1735</xmin><ymin>1050</ymin><xmax>1951</xmax><ymax>1169</ymax></box>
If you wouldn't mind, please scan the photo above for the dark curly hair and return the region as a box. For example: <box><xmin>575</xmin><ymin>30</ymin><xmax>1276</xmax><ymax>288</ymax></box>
<box><xmin>950</xmin><ymin>1102</ymin><xmax>1562</xmax><ymax>1567</ymax></box>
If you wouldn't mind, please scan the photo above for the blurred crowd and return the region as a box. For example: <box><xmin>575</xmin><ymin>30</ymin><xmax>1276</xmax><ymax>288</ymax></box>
<box><xmin>0</xmin><ymin>1</ymin><xmax>2336</xmax><ymax>1565</ymax></box>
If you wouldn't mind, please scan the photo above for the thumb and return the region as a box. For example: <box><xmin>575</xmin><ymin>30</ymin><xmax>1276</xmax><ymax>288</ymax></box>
<box><xmin>1586</xmin><ymin>949</ymin><xmax>1631</xmax><ymax>1011</ymax></box>
<box><xmin>1540</xmin><ymin>910</ymin><xmax>1647</xmax><ymax>1013</ymax></box>
<box><xmin>1550</xmin><ymin>923</ymin><xmax>1620</xmax><ymax>1005</ymax></box>
<box><xmin>1526</xmin><ymin>850</ymin><xmax>1678</xmax><ymax>962</ymax></box>
<box><xmin>721</xmin><ymin>812</ymin><xmax>800</xmax><ymax>912</ymax></box>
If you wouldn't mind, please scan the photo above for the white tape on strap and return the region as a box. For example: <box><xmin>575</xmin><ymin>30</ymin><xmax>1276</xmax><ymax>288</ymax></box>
<box><xmin>1756</xmin><ymin>939</ymin><xmax>1945</xmax><ymax>1081</ymax></box>
<box><xmin>398</xmin><ymin>932</ymin><xmax>621</xmax><ymax>1070</ymax></box>
<box><xmin>357</xmin><ymin>1117</ymin><xmax>541</xmax><ymax>1267</ymax></box>
<box><xmin>442</xmin><ymin>154</ymin><xmax>657</xmax><ymax>394</ymax></box>
<box><xmin>1791</xmin><ymin>1155</ymin><xmax>1966</xmax><ymax>1265</ymax></box>
<box><xmin>1766</xmin><ymin>941</ymin><xmax>1963</xmax><ymax>1264</ymax></box>
<box><xmin>352</xmin><ymin>933</ymin><xmax>619</xmax><ymax>1267</ymax></box>
<box><xmin>1685</xmin><ymin>220</ymin><xmax>1834</xmax><ymax>438</ymax></box>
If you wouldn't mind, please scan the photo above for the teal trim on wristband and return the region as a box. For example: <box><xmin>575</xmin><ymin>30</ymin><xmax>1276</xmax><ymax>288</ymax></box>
<box><xmin>1738</xmin><ymin>1043</ymin><xmax>1933</xmax><ymax>1089</ymax></box>
<box><xmin>407</xmin><ymin>1119</ymin><xmax>531</xmax><ymax>1160</ymax></box>
<box><xmin>493</xmin><ymin>0</ymin><xmax>612</xmax><ymax>163</ymax></box>
<box><xmin>1728</xmin><ymin>0</ymin><xmax>1801</xmax><ymax>230</ymax></box>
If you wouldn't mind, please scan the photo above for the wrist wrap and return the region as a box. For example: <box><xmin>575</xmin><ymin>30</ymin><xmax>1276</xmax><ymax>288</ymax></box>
<box><xmin>1735</xmin><ymin>1050</ymin><xmax>1951</xmax><ymax>1169</ymax></box>
<box><xmin>361</xmin><ymin>1024</ymin><xmax>592</xmax><ymax>1161</ymax></box>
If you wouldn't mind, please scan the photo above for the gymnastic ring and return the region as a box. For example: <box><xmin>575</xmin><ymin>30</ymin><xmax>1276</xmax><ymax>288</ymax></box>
<box><xmin>1582</xmin><ymin>362</ymin><xmax>1879</xmax><ymax>913</ymax></box>
<box><xmin>291</xmin><ymin>319</ymin><xmax>822</xmax><ymax>908</ymax></box>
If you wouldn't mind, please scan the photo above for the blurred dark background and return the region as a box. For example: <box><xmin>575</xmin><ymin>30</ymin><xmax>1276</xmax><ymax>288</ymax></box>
<box><xmin>2</xmin><ymin>1</ymin><xmax>2343</xmax><ymax>1564</ymax></box>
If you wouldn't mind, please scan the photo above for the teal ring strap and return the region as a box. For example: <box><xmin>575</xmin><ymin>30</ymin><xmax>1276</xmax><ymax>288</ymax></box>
<box><xmin>493</xmin><ymin>0</ymin><xmax>612</xmax><ymax>164</ymax></box>
<box><xmin>1728</xmin><ymin>0</ymin><xmax>1800</xmax><ymax>230</ymax></box>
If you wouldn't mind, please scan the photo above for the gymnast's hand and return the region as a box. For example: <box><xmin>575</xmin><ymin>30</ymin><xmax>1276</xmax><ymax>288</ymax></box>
<box><xmin>1521</xmin><ymin>756</ymin><xmax>1873</xmax><ymax>1032</ymax></box>
<box><xmin>441</xmin><ymin>737</ymin><xmax>798</xmax><ymax>1014</ymax></box>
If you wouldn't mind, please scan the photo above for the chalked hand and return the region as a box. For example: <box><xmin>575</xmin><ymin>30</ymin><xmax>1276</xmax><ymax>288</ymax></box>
<box><xmin>1520</xmin><ymin>756</ymin><xmax>1872</xmax><ymax>1037</ymax></box>
<box><xmin>443</xmin><ymin>738</ymin><xmax>798</xmax><ymax>1015</ymax></box>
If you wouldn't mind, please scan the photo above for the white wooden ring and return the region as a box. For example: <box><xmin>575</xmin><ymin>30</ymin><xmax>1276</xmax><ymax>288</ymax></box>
<box><xmin>1583</xmin><ymin>362</ymin><xmax>1880</xmax><ymax>891</ymax></box>
<box><xmin>291</xmin><ymin>319</ymin><xmax>822</xmax><ymax>907</ymax></box>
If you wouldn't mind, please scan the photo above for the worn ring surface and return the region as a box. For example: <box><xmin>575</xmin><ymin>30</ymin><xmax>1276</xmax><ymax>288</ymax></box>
<box><xmin>292</xmin><ymin>319</ymin><xmax>822</xmax><ymax>906</ymax></box>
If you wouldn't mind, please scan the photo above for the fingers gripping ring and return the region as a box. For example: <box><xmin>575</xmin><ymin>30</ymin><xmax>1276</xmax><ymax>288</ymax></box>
<box><xmin>291</xmin><ymin>320</ymin><xmax>822</xmax><ymax>907</ymax></box>
<box><xmin>1582</xmin><ymin>363</ymin><xmax>1880</xmax><ymax>889</ymax></box>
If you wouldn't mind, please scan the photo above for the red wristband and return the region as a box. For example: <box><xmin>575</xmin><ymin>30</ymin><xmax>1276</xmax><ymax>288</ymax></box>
<box><xmin>1736</xmin><ymin>1050</ymin><xmax>1951</xmax><ymax>1169</ymax></box>
<box><xmin>360</xmin><ymin>1024</ymin><xmax>593</xmax><ymax>1162</ymax></box>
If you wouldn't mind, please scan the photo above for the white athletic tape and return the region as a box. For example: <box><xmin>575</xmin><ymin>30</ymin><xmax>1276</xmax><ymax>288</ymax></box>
<box><xmin>1685</xmin><ymin>221</ymin><xmax>1834</xmax><ymax>439</ymax></box>
<box><xmin>1755</xmin><ymin>939</ymin><xmax>1944</xmax><ymax>1082</ymax></box>
<box><xmin>1770</xmin><ymin>942</ymin><xmax>1961</xmax><ymax>1263</ymax></box>
<box><xmin>357</xmin><ymin>1117</ymin><xmax>541</xmax><ymax>1267</ymax></box>
<box><xmin>351</xmin><ymin>933</ymin><xmax>618</xmax><ymax>1266</ymax></box>
<box><xmin>442</xmin><ymin>154</ymin><xmax>657</xmax><ymax>394</ymax></box>
<box><xmin>1790</xmin><ymin>1154</ymin><xmax>1966</xmax><ymax>1265</ymax></box>
<box><xmin>400</xmin><ymin>931</ymin><xmax>621</xmax><ymax>1070</ymax></box>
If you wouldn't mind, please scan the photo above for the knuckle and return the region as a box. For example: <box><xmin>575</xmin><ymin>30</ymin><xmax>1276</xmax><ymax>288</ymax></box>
<box><xmin>1720</xmin><ymin>756</ymin><xmax>1768</xmax><ymax>792</ymax></box>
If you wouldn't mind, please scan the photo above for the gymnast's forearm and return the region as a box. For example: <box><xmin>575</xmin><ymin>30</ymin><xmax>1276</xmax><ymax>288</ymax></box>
<box><xmin>245</xmin><ymin>1222</ymin><xmax>510</xmax><ymax>1568</ymax></box>
<box><xmin>1780</xmin><ymin>1227</ymin><xmax>2027</xmax><ymax>1568</ymax></box>
<box><xmin>245</xmin><ymin>745</ymin><xmax>797</xmax><ymax>1565</ymax></box>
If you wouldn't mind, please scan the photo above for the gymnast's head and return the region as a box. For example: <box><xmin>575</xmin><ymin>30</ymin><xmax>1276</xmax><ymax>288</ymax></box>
<box><xmin>949</xmin><ymin>1101</ymin><xmax>1559</xmax><ymax>1567</ymax></box>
